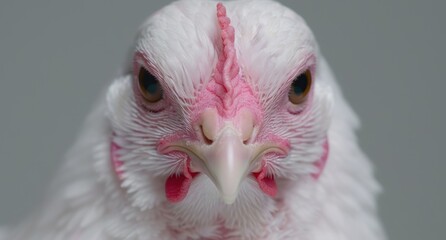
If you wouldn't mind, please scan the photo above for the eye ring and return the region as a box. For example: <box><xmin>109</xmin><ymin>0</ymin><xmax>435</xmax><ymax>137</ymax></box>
<box><xmin>288</xmin><ymin>69</ymin><xmax>312</xmax><ymax>105</ymax></box>
<box><xmin>137</xmin><ymin>66</ymin><xmax>163</xmax><ymax>103</ymax></box>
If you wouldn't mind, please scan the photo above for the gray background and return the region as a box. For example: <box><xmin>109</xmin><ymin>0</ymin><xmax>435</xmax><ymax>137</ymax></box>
<box><xmin>0</xmin><ymin>0</ymin><xmax>444</xmax><ymax>239</ymax></box>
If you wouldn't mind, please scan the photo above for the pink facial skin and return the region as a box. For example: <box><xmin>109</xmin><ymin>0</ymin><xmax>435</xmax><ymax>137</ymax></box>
<box><xmin>111</xmin><ymin>141</ymin><xmax>124</xmax><ymax>180</ymax></box>
<box><xmin>312</xmin><ymin>138</ymin><xmax>329</xmax><ymax>179</ymax></box>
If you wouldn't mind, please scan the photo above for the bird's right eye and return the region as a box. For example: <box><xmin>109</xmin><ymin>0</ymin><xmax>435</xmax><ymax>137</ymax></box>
<box><xmin>137</xmin><ymin>67</ymin><xmax>163</xmax><ymax>103</ymax></box>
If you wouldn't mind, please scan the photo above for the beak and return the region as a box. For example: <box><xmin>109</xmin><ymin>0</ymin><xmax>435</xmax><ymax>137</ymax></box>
<box><xmin>197</xmin><ymin>127</ymin><xmax>253</xmax><ymax>204</ymax></box>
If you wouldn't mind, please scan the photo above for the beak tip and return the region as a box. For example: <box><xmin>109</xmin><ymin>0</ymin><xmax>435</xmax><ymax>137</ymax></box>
<box><xmin>221</xmin><ymin>194</ymin><xmax>237</xmax><ymax>205</ymax></box>
<box><xmin>214</xmin><ymin>180</ymin><xmax>242</xmax><ymax>205</ymax></box>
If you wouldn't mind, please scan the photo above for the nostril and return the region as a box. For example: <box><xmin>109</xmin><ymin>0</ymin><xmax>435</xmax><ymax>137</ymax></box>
<box><xmin>238</xmin><ymin>109</ymin><xmax>255</xmax><ymax>144</ymax></box>
<box><xmin>200</xmin><ymin>125</ymin><xmax>214</xmax><ymax>145</ymax></box>
<box><xmin>242</xmin><ymin>124</ymin><xmax>255</xmax><ymax>145</ymax></box>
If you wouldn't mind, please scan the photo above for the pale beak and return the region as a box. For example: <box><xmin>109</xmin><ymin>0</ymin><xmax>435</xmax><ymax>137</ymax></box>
<box><xmin>197</xmin><ymin>127</ymin><xmax>253</xmax><ymax>204</ymax></box>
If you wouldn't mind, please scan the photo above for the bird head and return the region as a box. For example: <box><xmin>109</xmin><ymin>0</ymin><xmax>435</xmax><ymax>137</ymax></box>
<box><xmin>106</xmin><ymin>0</ymin><xmax>332</xmax><ymax>212</ymax></box>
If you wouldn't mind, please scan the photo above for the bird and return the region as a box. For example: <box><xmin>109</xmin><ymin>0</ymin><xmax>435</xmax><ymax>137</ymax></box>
<box><xmin>1</xmin><ymin>0</ymin><xmax>386</xmax><ymax>239</ymax></box>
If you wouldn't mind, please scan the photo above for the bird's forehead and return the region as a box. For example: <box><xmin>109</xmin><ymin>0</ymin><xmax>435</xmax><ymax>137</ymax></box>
<box><xmin>135</xmin><ymin>0</ymin><xmax>316</xmax><ymax>97</ymax></box>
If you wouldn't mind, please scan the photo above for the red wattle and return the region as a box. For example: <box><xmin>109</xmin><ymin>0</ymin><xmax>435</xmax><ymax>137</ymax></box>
<box><xmin>165</xmin><ymin>161</ymin><xmax>198</xmax><ymax>203</ymax></box>
<box><xmin>165</xmin><ymin>174</ymin><xmax>193</xmax><ymax>203</ymax></box>
<box><xmin>253</xmin><ymin>166</ymin><xmax>277</xmax><ymax>197</ymax></box>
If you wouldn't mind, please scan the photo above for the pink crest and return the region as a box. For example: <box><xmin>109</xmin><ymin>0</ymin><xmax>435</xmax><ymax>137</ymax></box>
<box><xmin>214</xmin><ymin>3</ymin><xmax>241</xmax><ymax>110</ymax></box>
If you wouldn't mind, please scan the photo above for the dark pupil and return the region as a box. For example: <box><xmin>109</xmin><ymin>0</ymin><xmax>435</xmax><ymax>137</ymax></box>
<box><xmin>139</xmin><ymin>68</ymin><xmax>159</xmax><ymax>94</ymax></box>
<box><xmin>292</xmin><ymin>73</ymin><xmax>308</xmax><ymax>95</ymax></box>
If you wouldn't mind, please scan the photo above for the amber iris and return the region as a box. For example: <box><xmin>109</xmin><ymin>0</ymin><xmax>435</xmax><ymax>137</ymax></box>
<box><xmin>138</xmin><ymin>67</ymin><xmax>163</xmax><ymax>103</ymax></box>
<box><xmin>289</xmin><ymin>69</ymin><xmax>312</xmax><ymax>104</ymax></box>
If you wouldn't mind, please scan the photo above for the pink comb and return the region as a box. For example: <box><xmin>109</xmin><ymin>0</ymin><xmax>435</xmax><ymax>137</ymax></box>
<box><xmin>215</xmin><ymin>3</ymin><xmax>241</xmax><ymax>109</ymax></box>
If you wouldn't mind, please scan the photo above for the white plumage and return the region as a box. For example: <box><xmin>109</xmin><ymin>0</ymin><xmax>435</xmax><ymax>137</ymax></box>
<box><xmin>2</xmin><ymin>0</ymin><xmax>386</xmax><ymax>239</ymax></box>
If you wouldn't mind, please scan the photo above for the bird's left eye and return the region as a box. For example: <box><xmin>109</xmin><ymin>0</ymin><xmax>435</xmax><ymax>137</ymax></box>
<box><xmin>289</xmin><ymin>69</ymin><xmax>312</xmax><ymax>105</ymax></box>
<box><xmin>137</xmin><ymin>67</ymin><xmax>163</xmax><ymax>103</ymax></box>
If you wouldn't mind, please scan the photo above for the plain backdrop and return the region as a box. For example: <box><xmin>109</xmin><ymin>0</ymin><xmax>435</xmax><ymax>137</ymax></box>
<box><xmin>0</xmin><ymin>0</ymin><xmax>444</xmax><ymax>239</ymax></box>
